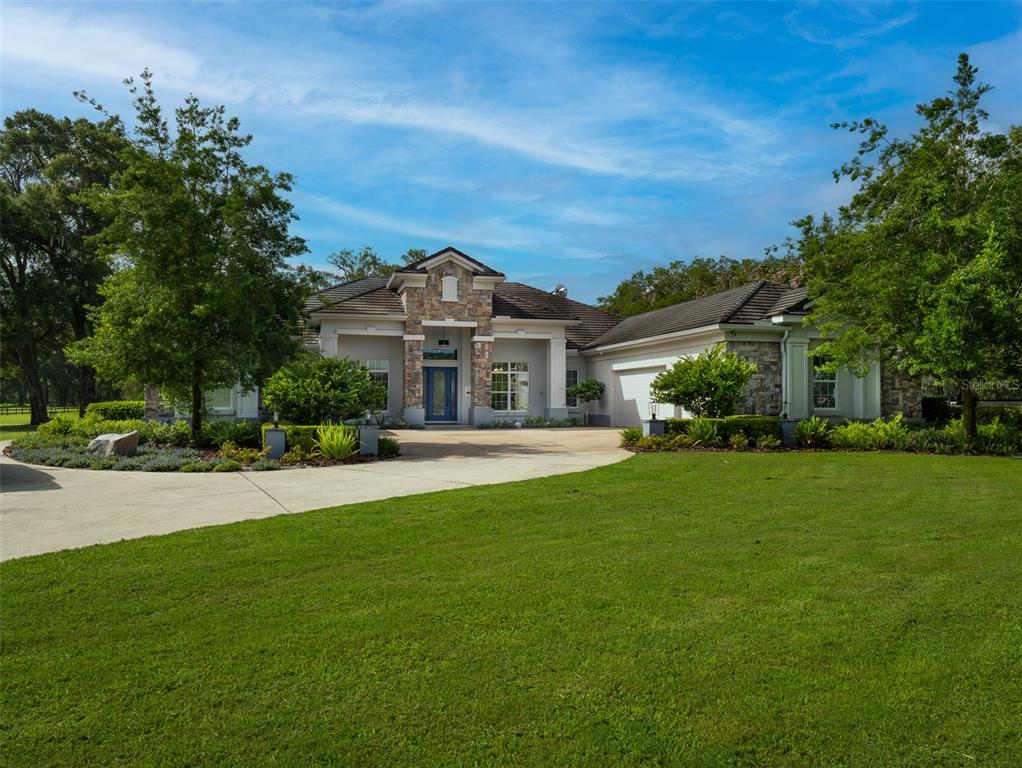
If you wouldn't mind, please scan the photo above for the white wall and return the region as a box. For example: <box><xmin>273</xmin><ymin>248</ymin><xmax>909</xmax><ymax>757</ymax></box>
<box><xmin>335</xmin><ymin>334</ymin><xmax>405</xmax><ymax>417</ymax></box>
<box><xmin>582</xmin><ymin>331</ymin><xmax>725</xmax><ymax>427</ymax></box>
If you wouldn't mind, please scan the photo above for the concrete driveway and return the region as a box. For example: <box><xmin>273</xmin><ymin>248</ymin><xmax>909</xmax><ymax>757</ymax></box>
<box><xmin>0</xmin><ymin>428</ymin><xmax>626</xmax><ymax>560</ymax></box>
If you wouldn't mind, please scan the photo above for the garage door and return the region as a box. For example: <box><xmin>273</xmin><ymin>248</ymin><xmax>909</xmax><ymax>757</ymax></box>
<box><xmin>614</xmin><ymin>368</ymin><xmax>673</xmax><ymax>427</ymax></box>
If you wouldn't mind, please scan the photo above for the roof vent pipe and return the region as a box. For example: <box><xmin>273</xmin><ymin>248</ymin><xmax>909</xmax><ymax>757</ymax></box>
<box><xmin>553</xmin><ymin>284</ymin><xmax>567</xmax><ymax>297</ymax></box>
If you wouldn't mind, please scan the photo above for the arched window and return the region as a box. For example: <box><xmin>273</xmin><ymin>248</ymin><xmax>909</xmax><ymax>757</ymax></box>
<box><xmin>441</xmin><ymin>275</ymin><xmax>458</xmax><ymax>302</ymax></box>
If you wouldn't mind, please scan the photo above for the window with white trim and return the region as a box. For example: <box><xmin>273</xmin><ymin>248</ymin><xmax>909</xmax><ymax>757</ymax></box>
<box><xmin>441</xmin><ymin>275</ymin><xmax>458</xmax><ymax>302</ymax></box>
<box><xmin>812</xmin><ymin>356</ymin><xmax>837</xmax><ymax>409</ymax></box>
<box><xmin>491</xmin><ymin>361</ymin><xmax>529</xmax><ymax>412</ymax></box>
<box><xmin>207</xmin><ymin>387</ymin><xmax>233</xmax><ymax>413</ymax></box>
<box><xmin>565</xmin><ymin>369</ymin><xmax>579</xmax><ymax>408</ymax></box>
<box><xmin>364</xmin><ymin>359</ymin><xmax>390</xmax><ymax>411</ymax></box>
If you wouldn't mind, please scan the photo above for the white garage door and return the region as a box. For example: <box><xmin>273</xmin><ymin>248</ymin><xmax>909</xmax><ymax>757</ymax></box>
<box><xmin>614</xmin><ymin>368</ymin><xmax>673</xmax><ymax>427</ymax></box>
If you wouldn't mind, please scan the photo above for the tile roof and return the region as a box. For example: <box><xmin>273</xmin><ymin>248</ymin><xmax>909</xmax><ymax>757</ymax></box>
<box><xmin>583</xmin><ymin>280</ymin><xmax>803</xmax><ymax>349</ymax></box>
<box><xmin>493</xmin><ymin>283</ymin><xmax>620</xmax><ymax>349</ymax></box>
<box><xmin>306</xmin><ymin>277</ymin><xmax>405</xmax><ymax>315</ymax></box>
<box><xmin>763</xmin><ymin>286</ymin><xmax>810</xmax><ymax>317</ymax></box>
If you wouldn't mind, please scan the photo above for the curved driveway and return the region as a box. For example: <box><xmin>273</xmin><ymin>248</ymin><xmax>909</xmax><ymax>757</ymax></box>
<box><xmin>0</xmin><ymin>428</ymin><xmax>626</xmax><ymax>560</ymax></box>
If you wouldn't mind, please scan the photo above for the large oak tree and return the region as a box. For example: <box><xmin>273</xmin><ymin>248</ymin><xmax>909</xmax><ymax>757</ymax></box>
<box><xmin>71</xmin><ymin>72</ymin><xmax>310</xmax><ymax>439</ymax></box>
<box><xmin>801</xmin><ymin>54</ymin><xmax>1021</xmax><ymax>440</ymax></box>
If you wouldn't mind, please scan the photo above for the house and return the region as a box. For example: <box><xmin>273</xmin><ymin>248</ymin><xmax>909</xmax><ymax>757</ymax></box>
<box><xmin>145</xmin><ymin>246</ymin><xmax>921</xmax><ymax>426</ymax></box>
<box><xmin>292</xmin><ymin>246</ymin><xmax>922</xmax><ymax>427</ymax></box>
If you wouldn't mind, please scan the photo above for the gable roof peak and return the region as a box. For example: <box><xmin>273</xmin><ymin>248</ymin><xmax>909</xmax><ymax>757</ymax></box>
<box><xmin>395</xmin><ymin>246</ymin><xmax>504</xmax><ymax>278</ymax></box>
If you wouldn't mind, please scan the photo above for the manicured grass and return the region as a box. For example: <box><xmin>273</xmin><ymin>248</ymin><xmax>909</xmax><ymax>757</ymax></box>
<box><xmin>3</xmin><ymin>453</ymin><xmax>1021</xmax><ymax>766</ymax></box>
<box><xmin>0</xmin><ymin>408</ymin><xmax>78</xmax><ymax>441</ymax></box>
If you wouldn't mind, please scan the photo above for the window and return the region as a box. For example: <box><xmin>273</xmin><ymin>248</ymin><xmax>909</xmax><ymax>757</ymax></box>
<box><xmin>491</xmin><ymin>361</ymin><xmax>529</xmax><ymax>412</ymax></box>
<box><xmin>441</xmin><ymin>275</ymin><xmax>458</xmax><ymax>302</ymax></box>
<box><xmin>812</xmin><ymin>356</ymin><xmax>837</xmax><ymax>409</ymax></box>
<box><xmin>565</xmin><ymin>369</ymin><xmax>579</xmax><ymax>408</ymax></box>
<box><xmin>207</xmin><ymin>387</ymin><xmax>233</xmax><ymax>413</ymax></box>
<box><xmin>365</xmin><ymin>359</ymin><xmax>390</xmax><ymax>410</ymax></box>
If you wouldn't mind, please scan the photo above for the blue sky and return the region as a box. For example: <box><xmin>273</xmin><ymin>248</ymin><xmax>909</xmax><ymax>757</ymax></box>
<box><xmin>2</xmin><ymin>1</ymin><xmax>1020</xmax><ymax>302</ymax></box>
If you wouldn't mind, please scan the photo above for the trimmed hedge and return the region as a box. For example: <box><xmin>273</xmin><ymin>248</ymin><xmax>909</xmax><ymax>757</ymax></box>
<box><xmin>84</xmin><ymin>401</ymin><xmax>145</xmax><ymax>420</ymax></box>
<box><xmin>665</xmin><ymin>415</ymin><xmax>781</xmax><ymax>442</ymax></box>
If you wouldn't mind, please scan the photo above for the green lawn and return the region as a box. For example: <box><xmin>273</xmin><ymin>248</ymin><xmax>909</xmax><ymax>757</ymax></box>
<box><xmin>0</xmin><ymin>407</ymin><xmax>78</xmax><ymax>441</ymax></box>
<box><xmin>3</xmin><ymin>453</ymin><xmax>1020</xmax><ymax>767</ymax></box>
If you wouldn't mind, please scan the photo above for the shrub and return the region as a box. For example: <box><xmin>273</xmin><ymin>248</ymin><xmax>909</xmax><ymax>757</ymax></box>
<box><xmin>757</xmin><ymin>434</ymin><xmax>782</xmax><ymax>450</ymax></box>
<box><xmin>651</xmin><ymin>344</ymin><xmax>757</xmax><ymax>417</ymax></box>
<box><xmin>249</xmin><ymin>459</ymin><xmax>282</xmax><ymax>471</ymax></box>
<box><xmin>378</xmin><ymin>437</ymin><xmax>401</xmax><ymax>458</ymax></box>
<box><xmin>634</xmin><ymin>435</ymin><xmax>675</xmax><ymax>452</ymax></box>
<box><xmin>831</xmin><ymin>415</ymin><xmax>911</xmax><ymax>451</ymax></box>
<box><xmin>665</xmin><ymin>415</ymin><xmax>781</xmax><ymax>443</ymax></box>
<box><xmin>137</xmin><ymin>420</ymin><xmax>191</xmax><ymax>447</ymax></box>
<box><xmin>180</xmin><ymin>460</ymin><xmax>213</xmax><ymax>473</ymax></box>
<box><xmin>38</xmin><ymin>414</ymin><xmax>77</xmax><ymax>436</ymax></box>
<box><xmin>111</xmin><ymin>456</ymin><xmax>146</xmax><ymax>471</ymax></box>
<box><xmin>619</xmin><ymin>427</ymin><xmax>643</xmax><ymax>447</ymax></box>
<box><xmin>142</xmin><ymin>454</ymin><xmax>188</xmax><ymax>472</ymax></box>
<box><xmin>219</xmin><ymin>440</ymin><xmax>266</xmax><ymax>464</ymax></box>
<box><xmin>567</xmin><ymin>378</ymin><xmax>605</xmax><ymax>425</ymax></box>
<box><xmin>201</xmin><ymin>419</ymin><xmax>261</xmax><ymax>449</ymax></box>
<box><xmin>688</xmin><ymin>419</ymin><xmax>721</xmax><ymax>447</ymax></box>
<box><xmin>977</xmin><ymin>406</ymin><xmax>1022</xmax><ymax>431</ymax></box>
<box><xmin>89</xmin><ymin>458</ymin><xmax>117</xmax><ymax>470</ymax></box>
<box><xmin>261</xmin><ymin>423</ymin><xmax>320</xmax><ymax>453</ymax></box>
<box><xmin>313</xmin><ymin>424</ymin><xmax>358</xmax><ymax>461</ymax></box>
<box><xmin>794</xmin><ymin>416</ymin><xmax>832</xmax><ymax>448</ymax></box>
<box><xmin>281</xmin><ymin>446</ymin><xmax>315</xmax><ymax>465</ymax></box>
<box><xmin>262</xmin><ymin>356</ymin><xmax>386</xmax><ymax>424</ymax></box>
<box><xmin>728</xmin><ymin>432</ymin><xmax>749</xmax><ymax>449</ymax></box>
<box><xmin>84</xmin><ymin>400</ymin><xmax>145</xmax><ymax>420</ymax></box>
<box><xmin>977</xmin><ymin>418</ymin><xmax>1021</xmax><ymax>455</ymax></box>
<box><xmin>212</xmin><ymin>459</ymin><xmax>243</xmax><ymax>472</ymax></box>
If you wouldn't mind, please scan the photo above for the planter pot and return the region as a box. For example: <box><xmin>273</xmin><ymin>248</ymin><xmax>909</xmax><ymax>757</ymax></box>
<box><xmin>264</xmin><ymin>428</ymin><xmax>286</xmax><ymax>460</ymax></box>
<box><xmin>642</xmin><ymin>419</ymin><xmax>666</xmax><ymax>437</ymax></box>
<box><xmin>358</xmin><ymin>426</ymin><xmax>379</xmax><ymax>456</ymax></box>
<box><xmin>780</xmin><ymin>419</ymin><xmax>798</xmax><ymax>447</ymax></box>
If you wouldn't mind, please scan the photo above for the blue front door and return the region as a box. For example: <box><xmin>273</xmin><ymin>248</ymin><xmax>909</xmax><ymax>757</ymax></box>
<box><xmin>425</xmin><ymin>367</ymin><xmax>457</xmax><ymax>421</ymax></box>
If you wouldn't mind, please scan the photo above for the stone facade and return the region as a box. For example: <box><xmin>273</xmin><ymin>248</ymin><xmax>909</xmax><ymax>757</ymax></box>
<box><xmin>400</xmin><ymin>262</ymin><xmax>493</xmax><ymax>335</ymax></box>
<box><xmin>403</xmin><ymin>339</ymin><xmax>424</xmax><ymax>409</ymax></box>
<box><xmin>472</xmin><ymin>340</ymin><xmax>493</xmax><ymax>408</ymax></box>
<box><xmin>399</xmin><ymin>260</ymin><xmax>495</xmax><ymax>421</ymax></box>
<box><xmin>726</xmin><ymin>341</ymin><xmax>782</xmax><ymax>416</ymax></box>
<box><xmin>880</xmin><ymin>363</ymin><xmax>923</xmax><ymax>418</ymax></box>
<box><xmin>143</xmin><ymin>387</ymin><xmax>175</xmax><ymax>419</ymax></box>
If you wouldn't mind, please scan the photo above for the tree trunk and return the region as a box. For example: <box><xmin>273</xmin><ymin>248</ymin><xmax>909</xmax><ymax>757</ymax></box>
<box><xmin>75</xmin><ymin>364</ymin><xmax>98</xmax><ymax>418</ymax></box>
<box><xmin>17</xmin><ymin>346</ymin><xmax>49</xmax><ymax>425</ymax></box>
<box><xmin>190</xmin><ymin>366</ymin><xmax>203</xmax><ymax>443</ymax></box>
<box><xmin>961</xmin><ymin>387</ymin><xmax>978</xmax><ymax>443</ymax></box>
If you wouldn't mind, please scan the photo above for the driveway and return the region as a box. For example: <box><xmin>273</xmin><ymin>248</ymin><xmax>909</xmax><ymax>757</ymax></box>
<box><xmin>0</xmin><ymin>428</ymin><xmax>626</xmax><ymax>560</ymax></box>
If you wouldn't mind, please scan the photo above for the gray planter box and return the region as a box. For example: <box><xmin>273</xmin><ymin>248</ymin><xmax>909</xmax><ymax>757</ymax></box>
<box><xmin>642</xmin><ymin>419</ymin><xmax>666</xmax><ymax>437</ymax></box>
<box><xmin>264</xmin><ymin>428</ymin><xmax>286</xmax><ymax>460</ymax></box>
<box><xmin>780</xmin><ymin>419</ymin><xmax>798</xmax><ymax>447</ymax></box>
<box><xmin>358</xmin><ymin>426</ymin><xmax>379</xmax><ymax>456</ymax></box>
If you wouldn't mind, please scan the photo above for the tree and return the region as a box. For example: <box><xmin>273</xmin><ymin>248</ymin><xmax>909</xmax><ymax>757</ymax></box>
<box><xmin>0</xmin><ymin>110</ymin><xmax>126</xmax><ymax>422</ymax></box>
<box><xmin>262</xmin><ymin>355</ymin><xmax>386</xmax><ymax>424</ymax></box>
<box><xmin>70</xmin><ymin>71</ymin><xmax>309</xmax><ymax>440</ymax></box>
<box><xmin>325</xmin><ymin>246</ymin><xmax>427</xmax><ymax>284</ymax></box>
<box><xmin>651</xmin><ymin>345</ymin><xmax>757</xmax><ymax>418</ymax></box>
<box><xmin>799</xmin><ymin>54</ymin><xmax>1022</xmax><ymax>441</ymax></box>
<box><xmin>598</xmin><ymin>252</ymin><xmax>804</xmax><ymax>317</ymax></box>
<box><xmin>567</xmin><ymin>378</ymin><xmax>605</xmax><ymax>426</ymax></box>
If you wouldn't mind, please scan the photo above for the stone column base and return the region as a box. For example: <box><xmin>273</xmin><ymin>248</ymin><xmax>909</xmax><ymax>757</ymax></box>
<box><xmin>470</xmin><ymin>406</ymin><xmax>493</xmax><ymax>427</ymax></box>
<box><xmin>544</xmin><ymin>407</ymin><xmax>569</xmax><ymax>420</ymax></box>
<box><xmin>403</xmin><ymin>407</ymin><xmax>425</xmax><ymax>428</ymax></box>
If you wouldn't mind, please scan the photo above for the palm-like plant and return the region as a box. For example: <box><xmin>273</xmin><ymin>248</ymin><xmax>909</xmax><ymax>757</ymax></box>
<box><xmin>313</xmin><ymin>424</ymin><xmax>359</xmax><ymax>460</ymax></box>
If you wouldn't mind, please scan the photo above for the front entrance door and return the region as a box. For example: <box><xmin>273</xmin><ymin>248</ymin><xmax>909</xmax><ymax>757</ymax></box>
<box><xmin>425</xmin><ymin>367</ymin><xmax>457</xmax><ymax>422</ymax></box>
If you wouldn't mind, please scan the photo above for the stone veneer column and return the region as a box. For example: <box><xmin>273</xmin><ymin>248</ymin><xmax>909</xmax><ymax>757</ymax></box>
<box><xmin>402</xmin><ymin>337</ymin><xmax>425</xmax><ymax>427</ymax></box>
<box><xmin>470</xmin><ymin>338</ymin><xmax>493</xmax><ymax>426</ymax></box>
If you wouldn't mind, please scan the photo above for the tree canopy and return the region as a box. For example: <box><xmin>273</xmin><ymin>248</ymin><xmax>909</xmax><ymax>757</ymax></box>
<box><xmin>0</xmin><ymin>109</ymin><xmax>127</xmax><ymax>422</ymax></box>
<box><xmin>70</xmin><ymin>71</ymin><xmax>310</xmax><ymax>438</ymax></box>
<box><xmin>799</xmin><ymin>54</ymin><xmax>1021</xmax><ymax>439</ymax></box>
<box><xmin>597</xmin><ymin>252</ymin><xmax>804</xmax><ymax>317</ymax></box>
<box><xmin>325</xmin><ymin>246</ymin><xmax>426</xmax><ymax>284</ymax></box>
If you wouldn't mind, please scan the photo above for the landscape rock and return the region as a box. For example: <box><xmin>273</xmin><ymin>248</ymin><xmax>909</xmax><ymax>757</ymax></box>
<box><xmin>86</xmin><ymin>431</ymin><xmax>140</xmax><ymax>458</ymax></box>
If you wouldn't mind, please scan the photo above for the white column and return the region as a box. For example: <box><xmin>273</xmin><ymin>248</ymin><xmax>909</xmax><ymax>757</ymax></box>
<box><xmin>546</xmin><ymin>338</ymin><xmax>567</xmax><ymax>416</ymax></box>
<box><xmin>320</xmin><ymin>332</ymin><xmax>338</xmax><ymax>358</ymax></box>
